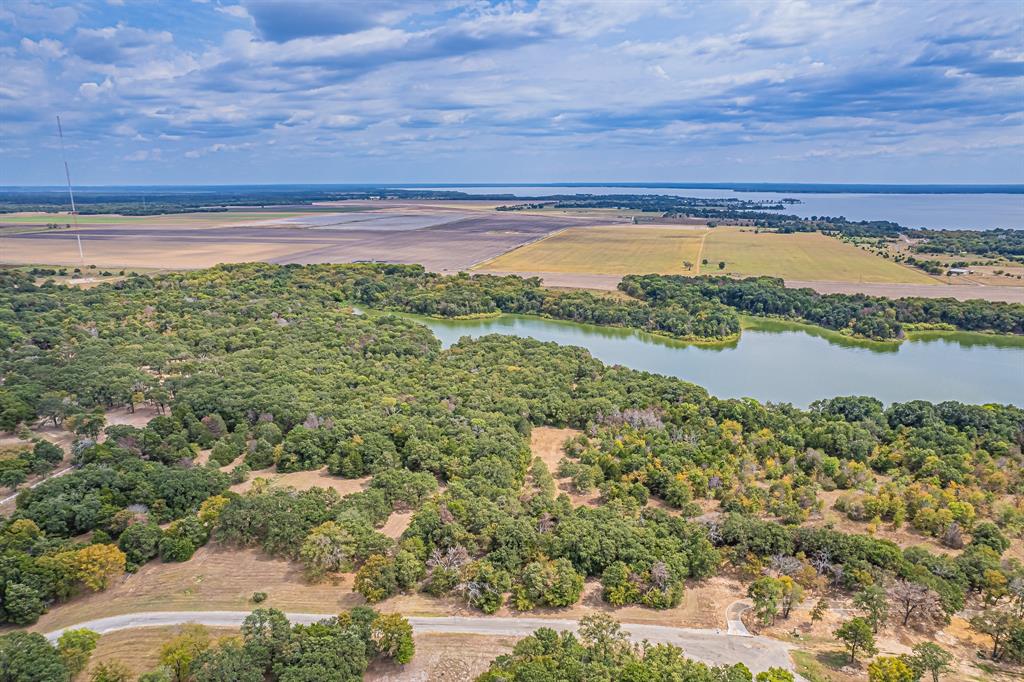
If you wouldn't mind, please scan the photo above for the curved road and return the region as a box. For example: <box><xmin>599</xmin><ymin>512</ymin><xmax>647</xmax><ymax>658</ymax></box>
<box><xmin>43</xmin><ymin>611</ymin><xmax>795</xmax><ymax>675</ymax></box>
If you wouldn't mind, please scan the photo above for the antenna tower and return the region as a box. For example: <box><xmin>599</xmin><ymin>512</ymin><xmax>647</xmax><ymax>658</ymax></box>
<box><xmin>56</xmin><ymin>115</ymin><xmax>84</xmax><ymax>267</ymax></box>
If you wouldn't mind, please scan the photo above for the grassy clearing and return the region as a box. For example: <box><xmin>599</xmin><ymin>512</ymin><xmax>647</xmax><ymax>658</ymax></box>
<box><xmin>479</xmin><ymin>225</ymin><xmax>709</xmax><ymax>275</ymax></box>
<box><xmin>702</xmin><ymin>228</ymin><xmax>938</xmax><ymax>284</ymax></box>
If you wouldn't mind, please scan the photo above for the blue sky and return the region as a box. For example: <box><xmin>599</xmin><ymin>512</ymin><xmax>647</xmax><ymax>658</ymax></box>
<box><xmin>2</xmin><ymin>0</ymin><xmax>1022</xmax><ymax>185</ymax></box>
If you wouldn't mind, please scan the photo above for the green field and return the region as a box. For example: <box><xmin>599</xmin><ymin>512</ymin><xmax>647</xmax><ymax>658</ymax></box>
<box><xmin>702</xmin><ymin>227</ymin><xmax>938</xmax><ymax>284</ymax></box>
<box><xmin>478</xmin><ymin>225</ymin><xmax>709</xmax><ymax>275</ymax></box>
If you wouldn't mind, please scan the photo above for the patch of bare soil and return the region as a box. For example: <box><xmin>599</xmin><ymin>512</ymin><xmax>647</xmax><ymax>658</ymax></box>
<box><xmin>366</xmin><ymin>633</ymin><xmax>517</xmax><ymax>681</ymax></box>
<box><xmin>381</xmin><ymin>511</ymin><xmax>414</xmax><ymax>540</ymax></box>
<box><xmin>103</xmin><ymin>405</ymin><xmax>161</xmax><ymax>430</ymax></box>
<box><xmin>229</xmin><ymin>467</ymin><xmax>370</xmax><ymax>496</ymax></box>
<box><xmin>530</xmin><ymin>426</ymin><xmax>581</xmax><ymax>470</ymax></box>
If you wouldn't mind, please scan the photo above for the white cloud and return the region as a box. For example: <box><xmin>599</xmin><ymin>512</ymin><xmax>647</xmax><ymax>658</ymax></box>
<box><xmin>20</xmin><ymin>37</ymin><xmax>65</xmax><ymax>59</ymax></box>
<box><xmin>78</xmin><ymin>78</ymin><xmax>114</xmax><ymax>98</ymax></box>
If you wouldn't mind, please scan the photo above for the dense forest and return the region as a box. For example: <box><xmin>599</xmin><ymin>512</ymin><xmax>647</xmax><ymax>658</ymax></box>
<box><xmin>1</xmin><ymin>262</ymin><xmax>1023</xmax><ymax>673</ymax></box>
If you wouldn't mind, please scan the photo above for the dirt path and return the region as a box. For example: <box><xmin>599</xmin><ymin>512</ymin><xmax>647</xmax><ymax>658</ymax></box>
<box><xmin>43</xmin><ymin>612</ymin><xmax>795</xmax><ymax>675</ymax></box>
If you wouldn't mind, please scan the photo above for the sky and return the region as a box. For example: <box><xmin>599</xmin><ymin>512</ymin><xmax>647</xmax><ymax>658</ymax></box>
<box><xmin>1</xmin><ymin>0</ymin><xmax>1023</xmax><ymax>186</ymax></box>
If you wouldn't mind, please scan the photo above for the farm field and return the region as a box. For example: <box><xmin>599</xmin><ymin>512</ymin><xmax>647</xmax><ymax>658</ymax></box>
<box><xmin>0</xmin><ymin>201</ymin><xmax>593</xmax><ymax>271</ymax></box>
<box><xmin>702</xmin><ymin>227</ymin><xmax>939</xmax><ymax>284</ymax></box>
<box><xmin>478</xmin><ymin>225</ymin><xmax>709</xmax><ymax>275</ymax></box>
<box><xmin>0</xmin><ymin>211</ymin><xmax>311</xmax><ymax>226</ymax></box>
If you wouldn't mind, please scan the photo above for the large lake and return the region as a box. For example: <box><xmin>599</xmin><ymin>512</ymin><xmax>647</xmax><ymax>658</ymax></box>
<box><xmin>399</xmin><ymin>313</ymin><xmax>1024</xmax><ymax>408</ymax></box>
<box><xmin>410</xmin><ymin>185</ymin><xmax>1023</xmax><ymax>230</ymax></box>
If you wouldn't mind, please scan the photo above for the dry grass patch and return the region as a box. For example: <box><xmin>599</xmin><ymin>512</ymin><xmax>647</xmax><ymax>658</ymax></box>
<box><xmin>31</xmin><ymin>545</ymin><xmax>361</xmax><ymax>632</ymax></box>
<box><xmin>702</xmin><ymin>228</ymin><xmax>938</xmax><ymax>284</ymax></box>
<box><xmin>85</xmin><ymin>626</ymin><xmax>238</xmax><ymax>680</ymax></box>
<box><xmin>479</xmin><ymin>225</ymin><xmax>709</xmax><ymax>275</ymax></box>
<box><xmin>84</xmin><ymin>626</ymin><xmax>515</xmax><ymax>682</ymax></box>
<box><xmin>367</xmin><ymin>633</ymin><xmax>517</xmax><ymax>681</ymax></box>
<box><xmin>530</xmin><ymin>426</ymin><xmax>581</xmax><ymax>471</ymax></box>
<box><xmin>229</xmin><ymin>468</ymin><xmax>369</xmax><ymax>495</ymax></box>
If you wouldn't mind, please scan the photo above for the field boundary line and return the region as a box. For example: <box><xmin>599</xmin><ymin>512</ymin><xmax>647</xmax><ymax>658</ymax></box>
<box><xmin>466</xmin><ymin>224</ymin><xmax>574</xmax><ymax>272</ymax></box>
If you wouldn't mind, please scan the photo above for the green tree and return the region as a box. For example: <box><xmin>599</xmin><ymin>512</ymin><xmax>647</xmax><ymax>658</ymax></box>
<box><xmin>191</xmin><ymin>640</ymin><xmax>263</xmax><ymax>682</ymax></box>
<box><xmin>854</xmin><ymin>584</ymin><xmax>889</xmax><ymax>632</ymax></box>
<box><xmin>355</xmin><ymin>554</ymin><xmax>399</xmax><ymax>603</ymax></box>
<box><xmin>241</xmin><ymin>608</ymin><xmax>291</xmax><ymax>671</ymax></box>
<box><xmin>778</xmin><ymin>576</ymin><xmax>804</xmax><ymax>619</ymax></box>
<box><xmin>756</xmin><ymin>668</ymin><xmax>795</xmax><ymax>682</ymax></box>
<box><xmin>748</xmin><ymin>576</ymin><xmax>783</xmax><ymax>625</ymax></box>
<box><xmin>810</xmin><ymin>597</ymin><xmax>828</xmax><ymax>624</ymax></box>
<box><xmin>909</xmin><ymin>642</ymin><xmax>954</xmax><ymax>682</ymax></box>
<box><xmin>159</xmin><ymin>624</ymin><xmax>211</xmax><ymax>682</ymax></box>
<box><xmin>299</xmin><ymin>521</ymin><xmax>355</xmax><ymax>581</ymax></box>
<box><xmin>57</xmin><ymin>628</ymin><xmax>100</xmax><ymax>676</ymax></box>
<box><xmin>578</xmin><ymin>613</ymin><xmax>634</xmax><ymax>668</ymax></box>
<box><xmin>370</xmin><ymin>613</ymin><xmax>415</xmax><ymax>664</ymax></box>
<box><xmin>867</xmin><ymin>656</ymin><xmax>915</xmax><ymax>682</ymax></box>
<box><xmin>68</xmin><ymin>410</ymin><xmax>106</xmax><ymax>439</ymax></box>
<box><xmin>0</xmin><ymin>632</ymin><xmax>69</xmax><ymax>681</ymax></box>
<box><xmin>118</xmin><ymin>522</ymin><xmax>162</xmax><ymax>567</ymax></box>
<box><xmin>970</xmin><ymin>609</ymin><xmax>1020</xmax><ymax>661</ymax></box>
<box><xmin>3</xmin><ymin>583</ymin><xmax>44</xmax><ymax>624</ymax></box>
<box><xmin>834</xmin><ymin>617</ymin><xmax>877</xmax><ymax>664</ymax></box>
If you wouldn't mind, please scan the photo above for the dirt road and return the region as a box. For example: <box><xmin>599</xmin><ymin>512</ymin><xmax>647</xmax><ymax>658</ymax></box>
<box><xmin>42</xmin><ymin>611</ymin><xmax>795</xmax><ymax>675</ymax></box>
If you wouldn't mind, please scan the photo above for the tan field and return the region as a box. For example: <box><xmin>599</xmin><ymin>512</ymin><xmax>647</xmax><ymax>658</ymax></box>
<box><xmin>701</xmin><ymin>228</ymin><xmax>938</xmax><ymax>284</ymax></box>
<box><xmin>0</xmin><ymin>235</ymin><xmax>325</xmax><ymax>269</ymax></box>
<box><xmin>478</xmin><ymin>225</ymin><xmax>709</xmax><ymax>275</ymax></box>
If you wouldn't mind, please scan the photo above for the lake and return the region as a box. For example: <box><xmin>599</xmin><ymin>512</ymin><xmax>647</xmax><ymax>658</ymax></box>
<box><xmin>408</xmin><ymin>185</ymin><xmax>1024</xmax><ymax>230</ymax></box>
<box><xmin>398</xmin><ymin>312</ymin><xmax>1024</xmax><ymax>408</ymax></box>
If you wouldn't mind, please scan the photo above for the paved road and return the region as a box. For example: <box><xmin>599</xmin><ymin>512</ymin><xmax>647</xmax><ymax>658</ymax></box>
<box><xmin>726</xmin><ymin>600</ymin><xmax>752</xmax><ymax>636</ymax></box>
<box><xmin>43</xmin><ymin>611</ymin><xmax>795</xmax><ymax>675</ymax></box>
<box><xmin>0</xmin><ymin>467</ymin><xmax>72</xmax><ymax>506</ymax></box>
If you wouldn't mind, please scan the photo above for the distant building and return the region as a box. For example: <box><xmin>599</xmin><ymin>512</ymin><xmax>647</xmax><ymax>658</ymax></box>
<box><xmin>947</xmin><ymin>267</ymin><xmax>970</xmax><ymax>275</ymax></box>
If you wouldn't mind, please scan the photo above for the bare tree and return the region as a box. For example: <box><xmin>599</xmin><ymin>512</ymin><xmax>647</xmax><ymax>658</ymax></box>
<box><xmin>891</xmin><ymin>581</ymin><xmax>943</xmax><ymax>627</ymax></box>
<box><xmin>770</xmin><ymin>554</ymin><xmax>803</xmax><ymax>577</ymax></box>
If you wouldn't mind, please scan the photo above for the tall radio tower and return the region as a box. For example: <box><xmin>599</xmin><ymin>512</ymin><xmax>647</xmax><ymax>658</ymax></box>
<box><xmin>56</xmin><ymin>115</ymin><xmax>84</xmax><ymax>267</ymax></box>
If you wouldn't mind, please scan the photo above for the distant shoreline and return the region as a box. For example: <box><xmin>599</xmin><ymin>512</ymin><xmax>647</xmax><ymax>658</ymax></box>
<box><xmin>2</xmin><ymin>182</ymin><xmax>1022</xmax><ymax>195</ymax></box>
